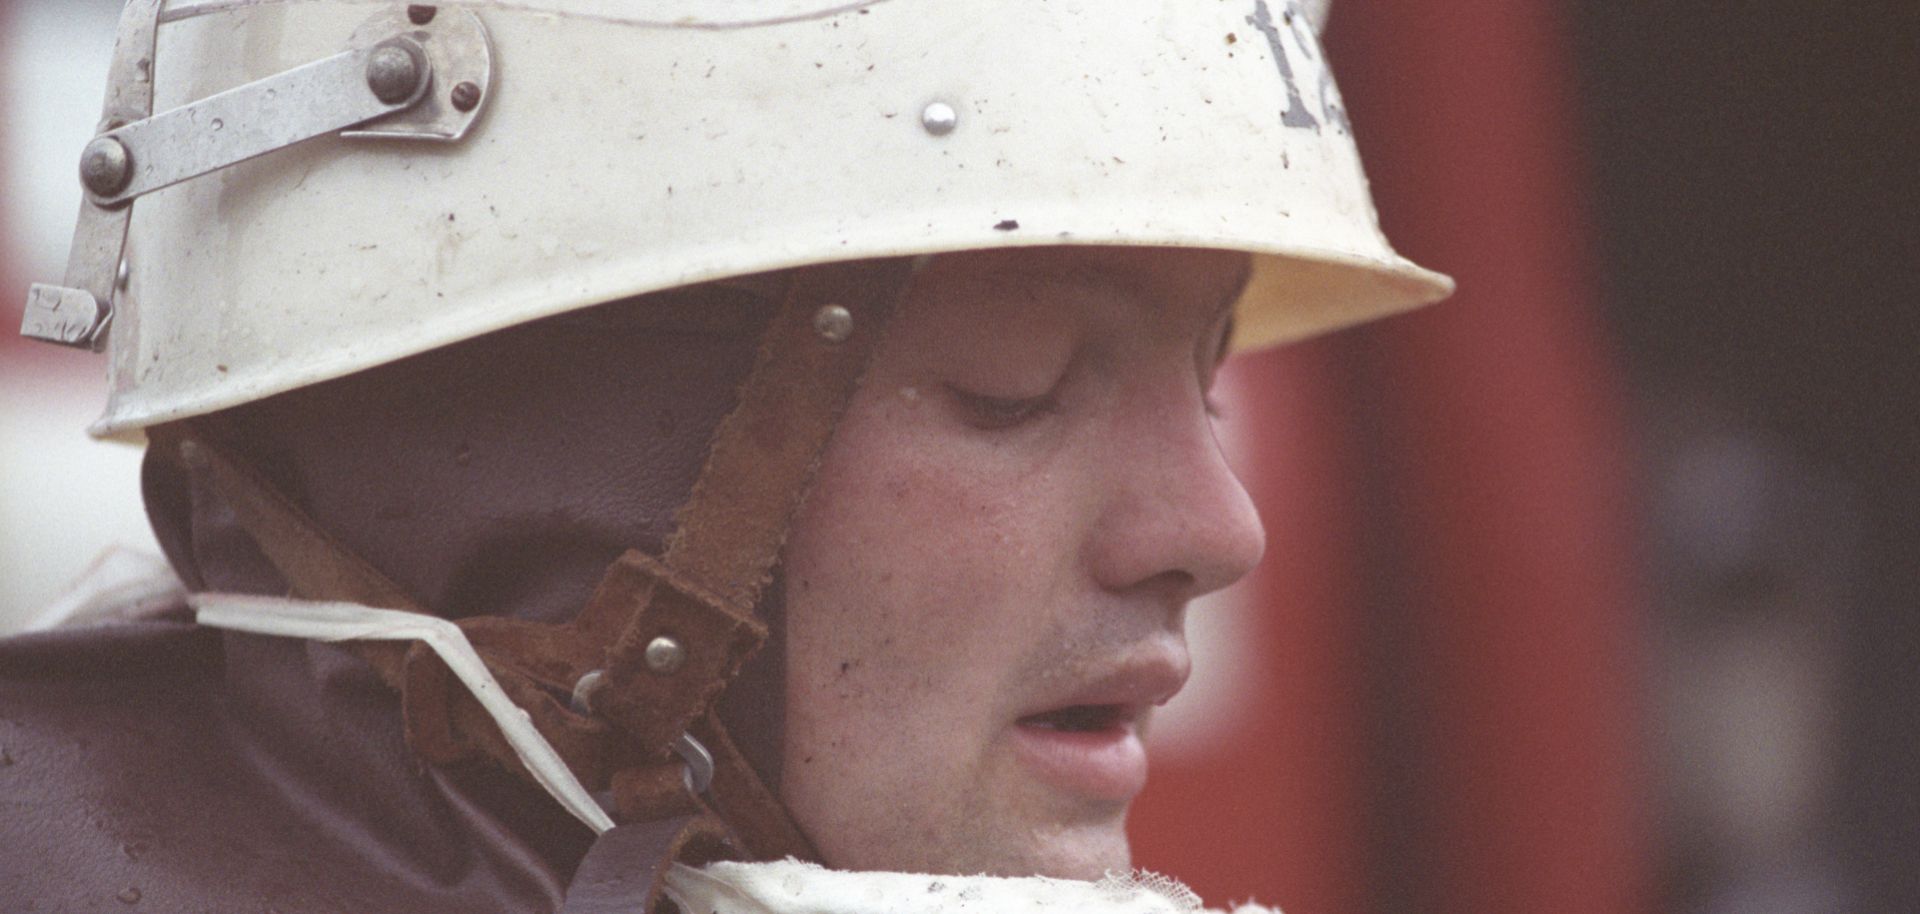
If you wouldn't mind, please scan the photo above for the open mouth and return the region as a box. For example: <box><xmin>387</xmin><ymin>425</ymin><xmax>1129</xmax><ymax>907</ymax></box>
<box><xmin>1017</xmin><ymin>704</ymin><xmax>1132</xmax><ymax>734</ymax></box>
<box><xmin>1010</xmin><ymin>702</ymin><xmax>1149</xmax><ymax>800</ymax></box>
<box><xmin>1007</xmin><ymin>651</ymin><xmax>1185</xmax><ymax>800</ymax></box>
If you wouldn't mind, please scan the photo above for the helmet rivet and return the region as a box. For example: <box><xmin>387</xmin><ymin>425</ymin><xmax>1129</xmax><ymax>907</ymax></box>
<box><xmin>450</xmin><ymin>81</ymin><xmax>483</xmax><ymax>112</ymax></box>
<box><xmin>79</xmin><ymin>136</ymin><xmax>132</xmax><ymax>197</ymax></box>
<box><xmin>570</xmin><ymin>669</ymin><xmax>605</xmax><ymax>714</ymax></box>
<box><xmin>407</xmin><ymin>4</ymin><xmax>437</xmax><ymax>25</ymax></box>
<box><xmin>920</xmin><ymin>101</ymin><xmax>958</xmax><ymax>136</ymax></box>
<box><xmin>644</xmin><ymin>636</ymin><xmax>687</xmax><ymax>676</ymax></box>
<box><xmin>366</xmin><ymin>42</ymin><xmax>425</xmax><ymax>105</ymax></box>
<box><xmin>813</xmin><ymin>304</ymin><xmax>854</xmax><ymax>343</ymax></box>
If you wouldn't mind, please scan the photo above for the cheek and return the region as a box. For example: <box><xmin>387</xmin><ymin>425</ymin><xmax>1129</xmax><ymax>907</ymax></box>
<box><xmin>781</xmin><ymin>399</ymin><xmax>1075</xmax><ymax>737</ymax></box>
<box><xmin>790</xmin><ymin>432</ymin><xmax>1000</xmax><ymax>684</ymax></box>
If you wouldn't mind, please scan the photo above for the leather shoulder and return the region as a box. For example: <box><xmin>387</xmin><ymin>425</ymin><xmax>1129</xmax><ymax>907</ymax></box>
<box><xmin>0</xmin><ymin>621</ymin><xmax>233</xmax><ymax>910</ymax></box>
<box><xmin>0</xmin><ymin>621</ymin><xmax>574</xmax><ymax>913</ymax></box>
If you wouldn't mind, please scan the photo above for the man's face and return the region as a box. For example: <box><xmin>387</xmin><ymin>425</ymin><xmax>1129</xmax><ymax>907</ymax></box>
<box><xmin>780</xmin><ymin>247</ymin><xmax>1267</xmax><ymax>878</ymax></box>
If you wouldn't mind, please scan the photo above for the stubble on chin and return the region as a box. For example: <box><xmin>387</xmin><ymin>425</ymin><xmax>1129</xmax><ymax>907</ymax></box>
<box><xmin>875</xmin><ymin>768</ymin><xmax>1135</xmax><ymax>880</ymax></box>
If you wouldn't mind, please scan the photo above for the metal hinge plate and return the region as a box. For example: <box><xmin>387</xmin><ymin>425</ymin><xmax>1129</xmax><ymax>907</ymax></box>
<box><xmin>22</xmin><ymin>5</ymin><xmax>493</xmax><ymax>350</ymax></box>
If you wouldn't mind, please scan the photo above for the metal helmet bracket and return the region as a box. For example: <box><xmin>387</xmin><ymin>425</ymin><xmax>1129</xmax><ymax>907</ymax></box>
<box><xmin>21</xmin><ymin>2</ymin><xmax>493</xmax><ymax>349</ymax></box>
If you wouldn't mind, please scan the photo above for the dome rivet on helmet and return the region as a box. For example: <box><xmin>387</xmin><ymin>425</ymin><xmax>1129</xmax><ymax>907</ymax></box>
<box><xmin>406</xmin><ymin>4</ymin><xmax>437</xmax><ymax>25</ymax></box>
<box><xmin>365</xmin><ymin>42</ymin><xmax>426</xmax><ymax>105</ymax></box>
<box><xmin>813</xmin><ymin>304</ymin><xmax>854</xmax><ymax>343</ymax></box>
<box><xmin>644</xmin><ymin>636</ymin><xmax>687</xmax><ymax>676</ymax></box>
<box><xmin>79</xmin><ymin>136</ymin><xmax>132</xmax><ymax>198</ymax></box>
<box><xmin>920</xmin><ymin>101</ymin><xmax>958</xmax><ymax>137</ymax></box>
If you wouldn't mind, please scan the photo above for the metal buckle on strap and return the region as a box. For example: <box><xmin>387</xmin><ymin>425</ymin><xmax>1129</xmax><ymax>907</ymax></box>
<box><xmin>671</xmin><ymin>732</ymin><xmax>716</xmax><ymax>797</ymax></box>
<box><xmin>23</xmin><ymin>4</ymin><xmax>493</xmax><ymax>349</ymax></box>
<box><xmin>571</xmin><ymin>667</ymin><xmax>714</xmax><ymax>797</ymax></box>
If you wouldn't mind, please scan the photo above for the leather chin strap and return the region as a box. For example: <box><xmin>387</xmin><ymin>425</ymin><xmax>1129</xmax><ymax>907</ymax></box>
<box><xmin>147</xmin><ymin>258</ymin><xmax>916</xmax><ymax>903</ymax></box>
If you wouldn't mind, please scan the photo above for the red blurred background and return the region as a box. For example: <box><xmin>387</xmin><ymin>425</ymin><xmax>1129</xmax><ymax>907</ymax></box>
<box><xmin>1128</xmin><ymin>3</ymin><xmax>1917</xmax><ymax>914</ymax></box>
<box><xmin>1131</xmin><ymin>2</ymin><xmax>1643</xmax><ymax>912</ymax></box>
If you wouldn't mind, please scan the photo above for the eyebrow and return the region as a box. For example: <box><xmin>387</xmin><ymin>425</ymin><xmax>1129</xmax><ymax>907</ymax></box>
<box><xmin>997</xmin><ymin>256</ymin><xmax>1247</xmax><ymax>321</ymax></box>
<box><xmin>984</xmin><ymin>262</ymin><xmax>1148</xmax><ymax>310</ymax></box>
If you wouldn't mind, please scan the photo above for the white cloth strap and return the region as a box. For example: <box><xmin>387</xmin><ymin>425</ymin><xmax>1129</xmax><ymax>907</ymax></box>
<box><xmin>192</xmin><ymin>593</ymin><xmax>616</xmax><ymax>834</ymax></box>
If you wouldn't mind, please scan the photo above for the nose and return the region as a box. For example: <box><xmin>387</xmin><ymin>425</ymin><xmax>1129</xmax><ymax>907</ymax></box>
<box><xmin>1087</xmin><ymin>379</ymin><xmax>1267</xmax><ymax>602</ymax></box>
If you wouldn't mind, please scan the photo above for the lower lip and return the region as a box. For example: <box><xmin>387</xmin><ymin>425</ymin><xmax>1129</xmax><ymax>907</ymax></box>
<box><xmin>1009</xmin><ymin>719</ymin><xmax>1149</xmax><ymax>802</ymax></box>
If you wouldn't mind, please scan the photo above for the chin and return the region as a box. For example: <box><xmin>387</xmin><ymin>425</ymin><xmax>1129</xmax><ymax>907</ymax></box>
<box><xmin>964</xmin><ymin>820</ymin><xmax>1135</xmax><ymax>881</ymax></box>
<box><xmin>1036</xmin><ymin>836</ymin><xmax>1133</xmax><ymax>881</ymax></box>
<box><xmin>818</xmin><ymin>813</ymin><xmax>1133</xmax><ymax>881</ymax></box>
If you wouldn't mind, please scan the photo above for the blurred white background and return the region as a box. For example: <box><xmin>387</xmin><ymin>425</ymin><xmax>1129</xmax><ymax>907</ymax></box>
<box><xmin>2</xmin><ymin>0</ymin><xmax>169</xmax><ymax>630</ymax></box>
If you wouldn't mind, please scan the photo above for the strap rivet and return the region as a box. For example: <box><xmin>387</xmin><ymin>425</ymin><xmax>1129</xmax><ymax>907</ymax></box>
<box><xmin>80</xmin><ymin>136</ymin><xmax>132</xmax><ymax>197</ymax></box>
<box><xmin>366</xmin><ymin>42</ymin><xmax>425</xmax><ymax>104</ymax></box>
<box><xmin>406</xmin><ymin>4</ymin><xmax>437</xmax><ymax>24</ymax></box>
<box><xmin>644</xmin><ymin>636</ymin><xmax>686</xmax><ymax>676</ymax></box>
<box><xmin>813</xmin><ymin>304</ymin><xmax>854</xmax><ymax>343</ymax></box>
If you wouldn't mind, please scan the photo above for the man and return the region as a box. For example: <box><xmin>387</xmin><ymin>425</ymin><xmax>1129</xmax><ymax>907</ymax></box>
<box><xmin>0</xmin><ymin>0</ymin><xmax>1449</xmax><ymax>910</ymax></box>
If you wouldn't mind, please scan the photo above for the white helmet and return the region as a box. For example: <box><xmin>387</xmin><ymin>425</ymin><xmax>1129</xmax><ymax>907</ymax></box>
<box><xmin>24</xmin><ymin>0</ymin><xmax>1449</xmax><ymax>439</ymax></box>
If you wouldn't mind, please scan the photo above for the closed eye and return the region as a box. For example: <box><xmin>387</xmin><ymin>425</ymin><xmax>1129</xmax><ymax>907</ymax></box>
<box><xmin>946</xmin><ymin>385</ymin><xmax>1057</xmax><ymax>430</ymax></box>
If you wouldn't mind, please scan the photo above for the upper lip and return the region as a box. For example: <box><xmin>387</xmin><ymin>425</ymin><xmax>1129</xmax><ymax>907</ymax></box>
<box><xmin>1015</xmin><ymin>639</ymin><xmax>1191</xmax><ymax>723</ymax></box>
